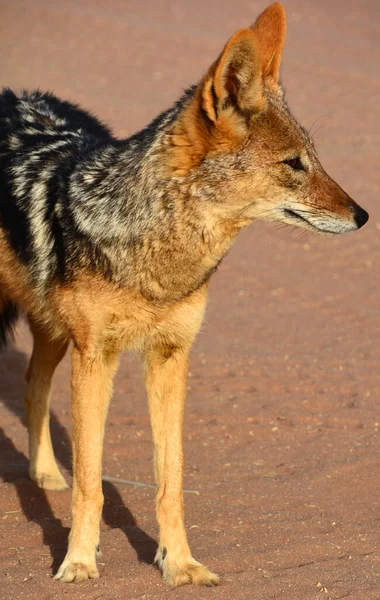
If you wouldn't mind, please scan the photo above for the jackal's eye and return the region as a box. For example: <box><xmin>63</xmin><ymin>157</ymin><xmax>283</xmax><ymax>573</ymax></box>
<box><xmin>283</xmin><ymin>157</ymin><xmax>304</xmax><ymax>171</ymax></box>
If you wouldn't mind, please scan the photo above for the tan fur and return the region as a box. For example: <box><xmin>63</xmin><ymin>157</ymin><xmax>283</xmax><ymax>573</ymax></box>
<box><xmin>51</xmin><ymin>279</ymin><xmax>212</xmax><ymax>584</ymax></box>
<box><xmin>4</xmin><ymin>246</ymin><xmax>216</xmax><ymax>584</ymax></box>
<box><xmin>0</xmin><ymin>233</ymin><xmax>32</xmax><ymax>307</ymax></box>
<box><xmin>25</xmin><ymin>321</ymin><xmax>69</xmax><ymax>490</ymax></box>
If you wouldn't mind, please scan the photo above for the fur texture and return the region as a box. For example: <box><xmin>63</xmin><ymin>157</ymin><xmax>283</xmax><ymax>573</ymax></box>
<box><xmin>0</xmin><ymin>2</ymin><xmax>368</xmax><ymax>588</ymax></box>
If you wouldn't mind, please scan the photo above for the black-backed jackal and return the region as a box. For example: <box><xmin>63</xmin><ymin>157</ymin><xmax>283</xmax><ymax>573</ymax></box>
<box><xmin>0</xmin><ymin>2</ymin><xmax>368</xmax><ymax>587</ymax></box>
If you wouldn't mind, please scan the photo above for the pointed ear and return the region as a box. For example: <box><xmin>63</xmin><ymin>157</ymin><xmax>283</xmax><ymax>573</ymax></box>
<box><xmin>250</xmin><ymin>2</ymin><xmax>286</xmax><ymax>90</ymax></box>
<box><xmin>201</xmin><ymin>28</ymin><xmax>266</xmax><ymax>129</ymax></box>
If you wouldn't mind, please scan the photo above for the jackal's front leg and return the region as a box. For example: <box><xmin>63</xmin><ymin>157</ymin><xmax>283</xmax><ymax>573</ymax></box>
<box><xmin>144</xmin><ymin>346</ymin><xmax>219</xmax><ymax>587</ymax></box>
<box><xmin>55</xmin><ymin>346</ymin><xmax>118</xmax><ymax>583</ymax></box>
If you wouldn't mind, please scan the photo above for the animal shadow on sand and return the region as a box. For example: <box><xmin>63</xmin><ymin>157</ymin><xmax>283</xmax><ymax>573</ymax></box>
<box><xmin>0</xmin><ymin>342</ymin><xmax>157</xmax><ymax>574</ymax></box>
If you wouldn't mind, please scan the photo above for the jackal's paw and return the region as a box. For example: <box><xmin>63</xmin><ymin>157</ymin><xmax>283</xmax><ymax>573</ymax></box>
<box><xmin>30</xmin><ymin>470</ymin><xmax>68</xmax><ymax>491</ymax></box>
<box><xmin>54</xmin><ymin>560</ymin><xmax>99</xmax><ymax>583</ymax></box>
<box><xmin>155</xmin><ymin>548</ymin><xmax>220</xmax><ymax>587</ymax></box>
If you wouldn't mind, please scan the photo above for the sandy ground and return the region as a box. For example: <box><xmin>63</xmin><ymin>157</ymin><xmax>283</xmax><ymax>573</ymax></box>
<box><xmin>0</xmin><ymin>1</ymin><xmax>380</xmax><ymax>599</ymax></box>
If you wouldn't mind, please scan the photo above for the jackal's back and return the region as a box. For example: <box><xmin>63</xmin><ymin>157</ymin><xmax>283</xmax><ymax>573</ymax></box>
<box><xmin>0</xmin><ymin>88</ymin><xmax>114</xmax><ymax>289</ymax></box>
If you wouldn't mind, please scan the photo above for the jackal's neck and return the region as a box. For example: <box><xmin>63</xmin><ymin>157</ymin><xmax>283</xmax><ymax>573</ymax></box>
<box><xmin>69</xmin><ymin>89</ymin><xmax>243</xmax><ymax>303</ymax></box>
<box><xmin>131</xmin><ymin>181</ymin><xmax>242</xmax><ymax>302</ymax></box>
<box><xmin>71</xmin><ymin>151</ymin><xmax>239</xmax><ymax>302</ymax></box>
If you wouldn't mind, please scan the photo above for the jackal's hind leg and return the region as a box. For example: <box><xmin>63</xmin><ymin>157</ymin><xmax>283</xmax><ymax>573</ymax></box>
<box><xmin>25</xmin><ymin>320</ymin><xmax>69</xmax><ymax>491</ymax></box>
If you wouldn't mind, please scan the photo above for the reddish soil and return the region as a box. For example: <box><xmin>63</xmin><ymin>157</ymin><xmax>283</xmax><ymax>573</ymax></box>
<box><xmin>1</xmin><ymin>1</ymin><xmax>380</xmax><ymax>599</ymax></box>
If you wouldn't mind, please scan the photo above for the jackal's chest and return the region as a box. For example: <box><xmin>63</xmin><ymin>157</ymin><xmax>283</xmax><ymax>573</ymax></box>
<box><xmin>101</xmin><ymin>297</ymin><xmax>205</xmax><ymax>356</ymax></box>
<box><xmin>98</xmin><ymin>288</ymin><xmax>207</xmax><ymax>356</ymax></box>
<box><xmin>54</xmin><ymin>271</ymin><xmax>207</xmax><ymax>354</ymax></box>
<box><xmin>102</xmin><ymin>308</ymin><xmax>161</xmax><ymax>353</ymax></box>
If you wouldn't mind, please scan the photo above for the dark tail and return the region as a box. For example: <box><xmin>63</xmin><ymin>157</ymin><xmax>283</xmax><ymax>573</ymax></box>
<box><xmin>0</xmin><ymin>301</ymin><xmax>19</xmax><ymax>349</ymax></box>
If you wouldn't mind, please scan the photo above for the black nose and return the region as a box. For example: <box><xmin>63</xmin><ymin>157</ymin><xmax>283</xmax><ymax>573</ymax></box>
<box><xmin>354</xmin><ymin>206</ymin><xmax>369</xmax><ymax>229</ymax></box>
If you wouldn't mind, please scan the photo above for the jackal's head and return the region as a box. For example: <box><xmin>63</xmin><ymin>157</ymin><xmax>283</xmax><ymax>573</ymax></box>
<box><xmin>169</xmin><ymin>2</ymin><xmax>368</xmax><ymax>234</ymax></box>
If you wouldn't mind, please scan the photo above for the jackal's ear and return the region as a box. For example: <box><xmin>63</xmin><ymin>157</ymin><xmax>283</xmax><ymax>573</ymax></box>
<box><xmin>250</xmin><ymin>2</ymin><xmax>286</xmax><ymax>90</ymax></box>
<box><xmin>202</xmin><ymin>28</ymin><xmax>266</xmax><ymax>128</ymax></box>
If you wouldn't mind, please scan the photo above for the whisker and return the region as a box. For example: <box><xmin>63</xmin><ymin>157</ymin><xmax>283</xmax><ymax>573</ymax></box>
<box><xmin>311</xmin><ymin>123</ymin><xmax>327</xmax><ymax>139</ymax></box>
<box><xmin>308</xmin><ymin>114</ymin><xmax>328</xmax><ymax>137</ymax></box>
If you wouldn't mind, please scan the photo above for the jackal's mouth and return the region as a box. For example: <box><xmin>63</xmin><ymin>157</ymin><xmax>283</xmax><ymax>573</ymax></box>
<box><xmin>282</xmin><ymin>208</ymin><xmax>339</xmax><ymax>235</ymax></box>
<box><xmin>283</xmin><ymin>208</ymin><xmax>311</xmax><ymax>226</ymax></box>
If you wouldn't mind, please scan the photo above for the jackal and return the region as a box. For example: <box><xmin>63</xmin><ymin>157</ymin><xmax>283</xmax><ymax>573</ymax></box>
<box><xmin>0</xmin><ymin>2</ymin><xmax>368</xmax><ymax>587</ymax></box>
